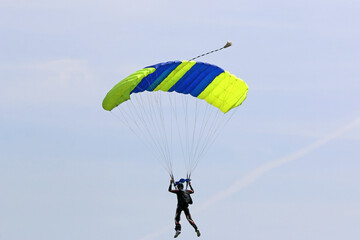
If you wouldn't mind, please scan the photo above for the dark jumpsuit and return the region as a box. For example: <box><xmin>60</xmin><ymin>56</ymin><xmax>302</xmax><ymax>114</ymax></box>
<box><xmin>169</xmin><ymin>183</ymin><xmax>198</xmax><ymax>231</ymax></box>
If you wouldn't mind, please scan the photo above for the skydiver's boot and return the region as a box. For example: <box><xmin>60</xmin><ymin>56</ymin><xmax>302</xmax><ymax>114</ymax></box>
<box><xmin>195</xmin><ymin>229</ymin><xmax>201</xmax><ymax>237</ymax></box>
<box><xmin>174</xmin><ymin>230</ymin><xmax>181</xmax><ymax>238</ymax></box>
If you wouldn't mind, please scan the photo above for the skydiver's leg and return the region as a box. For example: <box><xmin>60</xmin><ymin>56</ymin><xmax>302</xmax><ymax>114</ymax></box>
<box><xmin>184</xmin><ymin>207</ymin><xmax>198</xmax><ymax>230</ymax></box>
<box><xmin>174</xmin><ymin>206</ymin><xmax>182</xmax><ymax>231</ymax></box>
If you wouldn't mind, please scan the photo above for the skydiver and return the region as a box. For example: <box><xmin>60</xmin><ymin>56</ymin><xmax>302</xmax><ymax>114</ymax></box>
<box><xmin>169</xmin><ymin>177</ymin><xmax>201</xmax><ymax>238</ymax></box>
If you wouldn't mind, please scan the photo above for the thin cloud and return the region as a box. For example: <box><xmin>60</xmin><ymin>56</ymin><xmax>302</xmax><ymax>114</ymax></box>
<box><xmin>0</xmin><ymin>59</ymin><xmax>98</xmax><ymax>107</ymax></box>
<box><xmin>139</xmin><ymin>117</ymin><xmax>360</xmax><ymax>240</ymax></box>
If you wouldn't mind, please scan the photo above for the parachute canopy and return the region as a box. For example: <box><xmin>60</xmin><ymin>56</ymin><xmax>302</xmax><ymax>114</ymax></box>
<box><xmin>102</xmin><ymin>61</ymin><xmax>248</xmax><ymax>113</ymax></box>
<box><xmin>102</xmin><ymin>60</ymin><xmax>248</xmax><ymax>176</ymax></box>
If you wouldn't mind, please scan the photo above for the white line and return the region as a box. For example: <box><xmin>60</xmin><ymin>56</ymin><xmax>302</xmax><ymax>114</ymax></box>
<box><xmin>139</xmin><ymin>117</ymin><xmax>360</xmax><ymax>240</ymax></box>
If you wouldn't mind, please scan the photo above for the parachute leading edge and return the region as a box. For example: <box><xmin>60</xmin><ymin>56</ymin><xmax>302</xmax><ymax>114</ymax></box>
<box><xmin>102</xmin><ymin>61</ymin><xmax>248</xmax><ymax>113</ymax></box>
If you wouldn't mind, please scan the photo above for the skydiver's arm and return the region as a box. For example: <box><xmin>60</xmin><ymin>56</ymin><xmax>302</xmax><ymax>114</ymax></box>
<box><xmin>188</xmin><ymin>181</ymin><xmax>194</xmax><ymax>194</ymax></box>
<box><xmin>168</xmin><ymin>180</ymin><xmax>178</xmax><ymax>193</ymax></box>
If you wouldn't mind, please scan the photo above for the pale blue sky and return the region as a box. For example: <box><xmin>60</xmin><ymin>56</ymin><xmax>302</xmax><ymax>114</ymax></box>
<box><xmin>1</xmin><ymin>1</ymin><xmax>359</xmax><ymax>240</ymax></box>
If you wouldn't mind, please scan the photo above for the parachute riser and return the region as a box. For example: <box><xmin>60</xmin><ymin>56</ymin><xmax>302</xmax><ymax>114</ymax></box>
<box><xmin>185</xmin><ymin>173</ymin><xmax>190</xmax><ymax>190</ymax></box>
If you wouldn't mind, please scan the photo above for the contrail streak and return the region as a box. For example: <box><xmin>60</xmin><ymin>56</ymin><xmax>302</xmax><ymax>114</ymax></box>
<box><xmin>139</xmin><ymin>117</ymin><xmax>360</xmax><ymax>240</ymax></box>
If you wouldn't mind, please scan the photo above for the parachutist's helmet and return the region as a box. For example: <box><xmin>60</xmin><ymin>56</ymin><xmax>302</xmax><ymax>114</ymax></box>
<box><xmin>177</xmin><ymin>183</ymin><xmax>184</xmax><ymax>190</ymax></box>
